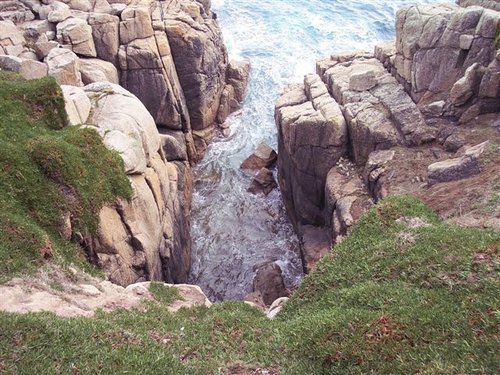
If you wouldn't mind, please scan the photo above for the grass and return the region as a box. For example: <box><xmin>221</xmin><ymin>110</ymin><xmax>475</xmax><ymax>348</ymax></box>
<box><xmin>149</xmin><ymin>282</ymin><xmax>182</xmax><ymax>305</ymax></box>
<box><xmin>1</xmin><ymin>196</ymin><xmax>498</xmax><ymax>374</ymax></box>
<box><xmin>0</xmin><ymin>71</ymin><xmax>132</xmax><ymax>281</ymax></box>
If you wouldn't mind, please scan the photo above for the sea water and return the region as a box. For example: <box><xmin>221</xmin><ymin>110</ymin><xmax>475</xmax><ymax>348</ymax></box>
<box><xmin>189</xmin><ymin>0</ymin><xmax>454</xmax><ymax>301</ymax></box>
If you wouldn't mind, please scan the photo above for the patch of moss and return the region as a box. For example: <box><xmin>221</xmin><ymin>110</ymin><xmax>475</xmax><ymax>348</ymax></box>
<box><xmin>0</xmin><ymin>72</ymin><xmax>132</xmax><ymax>280</ymax></box>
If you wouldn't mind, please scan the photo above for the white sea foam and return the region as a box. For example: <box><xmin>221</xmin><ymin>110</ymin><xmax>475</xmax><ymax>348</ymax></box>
<box><xmin>189</xmin><ymin>0</ymin><xmax>455</xmax><ymax>301</ymax></box>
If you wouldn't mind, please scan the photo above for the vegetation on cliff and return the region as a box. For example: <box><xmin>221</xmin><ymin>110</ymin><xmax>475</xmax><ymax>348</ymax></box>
<box><xmin>0</xmin><ymin>72</ymin><xmax>132</xmax><ymax>281</ymax></box>
<box><xmin>1</xmin><ymin>196</ymin><xmax>498</xmax><ymax>374</ymax></box>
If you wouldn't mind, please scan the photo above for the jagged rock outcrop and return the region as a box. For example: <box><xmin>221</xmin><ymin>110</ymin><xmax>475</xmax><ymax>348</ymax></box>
<box><xmin>375</xmin><ymin>3</ymin><xmax>500</xmax><ymax>121</ymax></box>
<box><xmin>276</xmin><ymin>2</ymin><xmax>500</xmax><ymax>271</ymax></box>
<box><xmin>0</xmin><ymin>0</ymin><xmax>249</xmax><ymax>286</ymax></box>
<box><xmin>276</xmin><ymin>74</ymin><xmax>347</xmax><ymax>228</ymax></box>
<box><xmin>0</xmin><ymin>0</ymin><xmax>250</xmax><ymax>163</ymax></box>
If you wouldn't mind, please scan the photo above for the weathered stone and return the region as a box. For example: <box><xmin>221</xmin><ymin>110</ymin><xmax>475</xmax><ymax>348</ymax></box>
<box><xmin>248</xmin><ymin>168</ymin><xmax>277</xmax><ymax>196</ymax></box>
<box><xmin>61</xmin><ymin>84</ymin><xmax>91</xmax><ymax>125</ymax></box>
<box><xmin>266</xmin><ymin>297</ymin><xmax>288</xmax><ymax>319</ymax></box>
<box><xmin>34</xmin><ymin>40</ymin><xmax>59</xmax><ymax>59</ymax></box>
<box><xmin>0</xmin><ymin>55</ymin><xmax>47</xmax><ymax>79</ymax></box>
<box><xmin>252</xmin><ymin>262</ymin><xmax>287</xmax><ymax>306</ymax></box>
<box><xmin>160</xmin><ymin>134</ymin><xmax>187</xmax><ymax>161</ymax></box>
<box><xmin>450</xmin><ymin>63</ymin><xmax>483</xmax><ymax>106</ymax></box>
<box><xmin>0</xmin><ymin>0</ymin><xmax>35</xmax><ymax>24</ymax></box>
<box><xmin>300</xmin><ymin>225</ymin><xmax>330</xmax><ymax>272</ymax></box>
<box><xmin>87</xmin><ymin>12</ymin><xmax>119</xmax><ymax>64</ymax></box>
<box><xmin>0</xmin><ymin>20</ymin><xmax>25</xmax><ymax>54</ymax></box>
<box><xmin>47</xmin><ymin>1</ymin><xmax>71</xmax><ymax>22</ymax></box>
<box><xmin>227</xmin><ymin>59</ymin><xmax>250</xmax><ymax>102</ymax></box>
<box><xmin>84</xmin><ymin>82</ymin><xmax>160</xmax><ymax>173</ymax></box>
<box><xmin>45</xmin><ymin>47</ymin><xmax>83</xmax><ymax>86</ymax></box>
<box><xmin>56</xmin><ymin>17</ymin><xmax>96</xmax><ymax>57</ymax></box>
<box><xmin>241</xmin><ymin>143</ymin><xmax>277</xmax><ymax>171</ymax></box>
<box><xmin>276</xmin><ymin>74</ymin><xmax>348</xmax><ymax>227</ymax></box>
<box><xmin>428</xmin><ymin>141</ymin><xmax>488</xmax><ymax>185</ymax></box>
<box><xmin>349</xmin><ymin>68</ymin><xmax>377</xmax><ymax>91</ymax></box>
<box><xmin>79</xmin><ymin>57</ymin><xmax>118</xmax><ymax>84</ymax></box>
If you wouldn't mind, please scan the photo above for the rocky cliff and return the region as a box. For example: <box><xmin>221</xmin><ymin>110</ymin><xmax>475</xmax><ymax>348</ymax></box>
<box><xmin>0</xmin><ymin>0</ymin><xmax>249</xmax><ymax>285</ymax></box>
<box><xmin>276</xmin><ymin>2</ymin><xmax>500</xmax><ymax>271</ymax></box>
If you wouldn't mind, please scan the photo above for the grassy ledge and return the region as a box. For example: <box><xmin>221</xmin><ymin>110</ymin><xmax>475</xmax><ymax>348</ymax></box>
<box><xmin>0</xmin><ymin>71</ymin><xmax>132</xmax><ymax>281</ymax></box>
<box><xmin>1</xmin><ymin>196</ymin><xmax>498</xmax><ymax>374</ymax></box>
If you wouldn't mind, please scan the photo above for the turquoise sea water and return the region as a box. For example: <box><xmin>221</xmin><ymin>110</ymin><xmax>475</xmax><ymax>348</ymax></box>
<box><xmin>189</xmin><ymin>0</ymin><xmax>454</xmax><ymax>301</ymax></box>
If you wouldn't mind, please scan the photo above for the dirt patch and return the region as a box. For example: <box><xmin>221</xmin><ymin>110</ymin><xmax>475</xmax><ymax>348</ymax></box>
<box><xmin>368</xmin><ymin>114</ymin><xmax>500</xmax><ymax>229</ymax></box>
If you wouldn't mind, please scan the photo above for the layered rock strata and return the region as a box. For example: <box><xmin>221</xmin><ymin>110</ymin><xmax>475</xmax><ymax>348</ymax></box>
<box><xmin>276</xmin><ymin>2</ymin><xmax>500</xmax><ymax>271</ymax></box>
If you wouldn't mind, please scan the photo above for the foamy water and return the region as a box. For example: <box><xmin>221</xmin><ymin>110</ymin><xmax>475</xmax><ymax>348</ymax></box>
<box><xmin>189</xmin><ymin>0</ymin><xmax>454</xmax><ymax>301</ymax></box>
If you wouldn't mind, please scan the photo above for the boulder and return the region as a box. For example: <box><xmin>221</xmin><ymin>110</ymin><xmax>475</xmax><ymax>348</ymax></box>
<box><xmin>47</xmin><ymin>1</ymin><xmax>71</xmax><ymax>23</ymax></box>
<box><xmin>450</xmin><ymin>63</ymin><xmax>483</xmax><ymax>106</ymax></box>
<box><xmin>0</xmin><ymin>55</ymin><xmax>47</xmax><ymax>79</ymax></box>
<box><xmin>252</xmin><ymin>262</ymin><xmax>287</xmax><ymax>306</ymax></box>
<box><xmin>79</xmin><ymin>57</ymin><xmax>119</xmax><ymax>84</ymax></box>
<box><xmin>56</xmin><ymin>17</ymin><xmax>97</xmax><ymax>57</ymax></box>
<box><xmin>0</xmin><ymin>0</ymin><xmax>35</xmax><ymax>24</ymax></box>
<box><xmin>61</xmin><ymin>85</ymin><xmax>91</xmax><ymax>125</ymax></box>
<box><xmin>248</xmin><ymin>168</ymin><xmax>277</xmax><ymax>196</ymax></box>
<box><xmin>227</xmin><ymin>59</ymin><xmax>250</xmax><ymax>102</ymax></box>
<box><xmin>240</xmin><ymin>143</ymin><xmax>277</xmax><ymax>170</ymax></box>
<box><xmin>84</xmin><ymin>82</ymin><xmax>160</xmax><ymax>174</ymax></box>
<box><xmin>0</xmin><ymin>20</ymin><xmax>26</xmax><ymax>55</ymax></box>
<box><xmin>45</xmin><ymin>47</ymin><xmax>83</xmax><ymax>86</ymax></box>
<box><xmin>428</xmin><ymin>141</ymin><xmax>488</xmax><ymax>185</ymax></box>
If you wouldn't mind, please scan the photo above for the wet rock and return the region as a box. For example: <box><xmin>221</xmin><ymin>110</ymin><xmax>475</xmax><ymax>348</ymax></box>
<box><xmin>227</xmin><ymin>59</ymin><xmax>250</xmax><ymax>102</ymax></box>
<box><xmin>241</xmin><ymin>143</ymin><xmax>277</xmax><ymax>170</ymax></box>
<box><xmin>248</xmin><ymin>168</ymin><xmax>277</xmax><ymax>196</ymax></box>
<box><xmin>0</xmin><ymin>55</ymin><xmax>47</xmax><ymax>79</ymax></box>
<box><xmin>252</xmin><ymin>262</ymin><xmax>287</xmax><ymax>306</ymax></box>
<box><xmin>428</xmin><ymin>141</ymin><xmax>488</xmax><ymax>185</ymax></box>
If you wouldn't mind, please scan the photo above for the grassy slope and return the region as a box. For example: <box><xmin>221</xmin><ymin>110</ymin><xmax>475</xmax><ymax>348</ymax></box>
<box><xmin>0</xmin><ymin>72</ymin><xmax>132</xmax><ymax>281</ymax></box>
<box><xmin>1</xmin><ymin>196</ymin><xmax>498</xmax><ymax>374</ymax></box>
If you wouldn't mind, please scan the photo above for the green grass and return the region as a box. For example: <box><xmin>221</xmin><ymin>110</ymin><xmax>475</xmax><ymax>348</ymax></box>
<box><xmin>1</xmin><ymin>196</ymin><xmax>498</xmax><ymax>374</ymax></box>
<box><xmin>0</xmin><ymin>71</ymin><xmax>132</xmax><ymax>281</ymax></box>
<box><xmin>149</xmin><ymin>282</ymin><xmax>182</xmax><ymax>305</ymax></box>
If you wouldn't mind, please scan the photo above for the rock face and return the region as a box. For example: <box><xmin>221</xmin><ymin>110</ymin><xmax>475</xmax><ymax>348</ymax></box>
<box><xmin>377</xmin><ymin>3</ymin><xmax>500</xmax><ymax>120</ymax></box>
<box><xmin>69</xmin><ymin>82</ymin><xmax>193</xmax><ymax>286</ymax></box>
<box><xmin>276</xmin><ymin>2</ymin><xmax>500</xmax><ymax>272</ymax></box>
<box><xmin>0</xmin><ymin>0</ymin><xmax>249</xmax><ymax>287</ymax></box>
<box><xmin>0</xmin><ymin>0</ymin><xmax>249</xmax><ymax>162</ymax></box>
